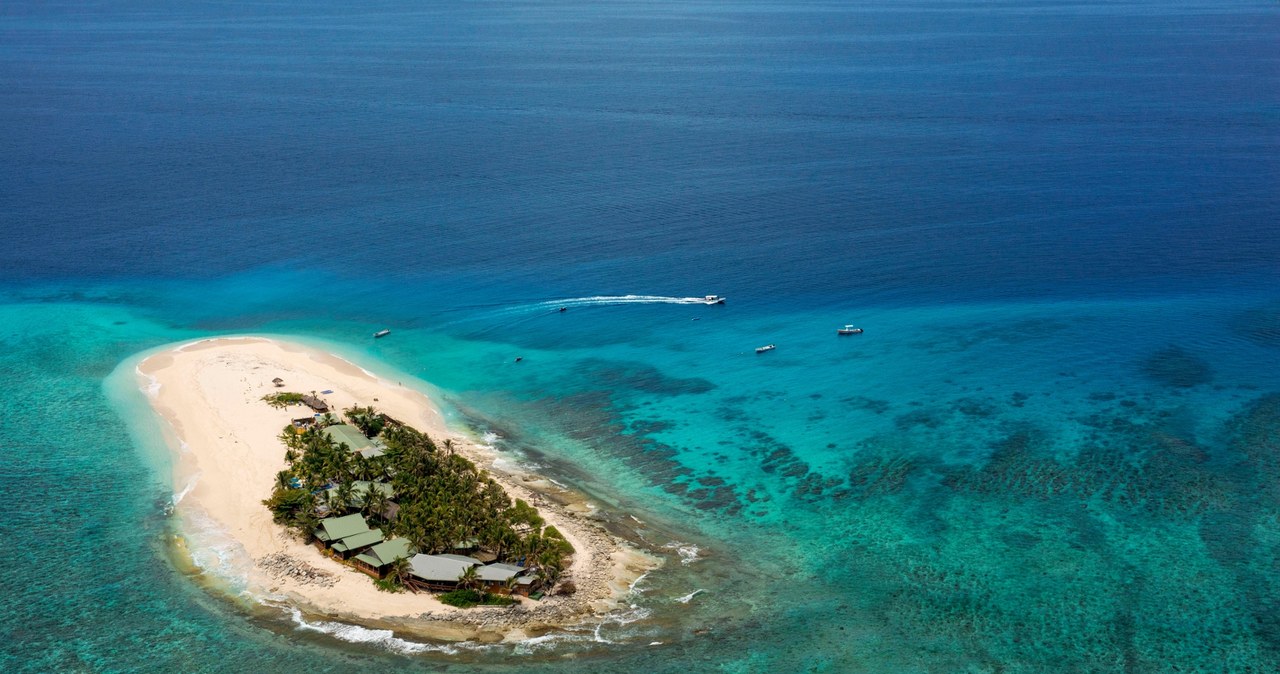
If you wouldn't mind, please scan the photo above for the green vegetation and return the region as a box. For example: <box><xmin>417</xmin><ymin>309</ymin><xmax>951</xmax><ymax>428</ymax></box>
<box><xmin>261</xmin><ymin>391</ymin><xmax>307</xmax><ymax>408</ymax></box>
<box><xmin>345</xmin><ymin>405</ymin><xmax>386</xmax><ymax>436</ymax></box>
<box><xmin>262</xmin><ymin>404</ymin><xmax>573</xmax><ymax>589</ymax></box>
<box><xmin>437</xmin><ymin>589</ymin><xmax>517</xmax><ymax>608</ymax></box>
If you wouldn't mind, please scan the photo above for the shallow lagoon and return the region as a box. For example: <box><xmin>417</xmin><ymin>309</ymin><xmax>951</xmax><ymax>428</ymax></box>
<box><xmin>2</xmin><ymin>0</ymin><xmax>1278</xmax><ymax>670</ymax></box>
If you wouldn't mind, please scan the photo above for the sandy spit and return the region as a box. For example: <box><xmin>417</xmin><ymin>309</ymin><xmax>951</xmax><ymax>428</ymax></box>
<box><xmin>137</xmin><ymin>336</ymin><xmax>658</xmax><ymax>642</ymax></box>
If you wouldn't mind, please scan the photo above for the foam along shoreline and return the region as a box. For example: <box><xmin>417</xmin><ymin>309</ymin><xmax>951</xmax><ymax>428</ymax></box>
<box><xmin>136</xmin><ymin>336</ymin><xmax>658</xmax><ymax>643</ymax></box>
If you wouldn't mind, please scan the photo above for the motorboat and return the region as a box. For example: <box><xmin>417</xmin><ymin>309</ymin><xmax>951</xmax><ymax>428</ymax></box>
<box><xmin>373</xmin><ymin>329</ymin><xmax>391</xmax><ymax>338</ymax></box>
<box><xmin>703</xmin><ymin>295</ymin><xmax>726</xmax><ymax>305</ymax></box>
<box><xmin>755</xmin><ymin>344</ymin><xmax>776</xmax><ymax>354</ymax></box>
<box><xmin>837</xmin><ymin>325</ymin><xmax>863</xmax><ymax>335</ymax></box>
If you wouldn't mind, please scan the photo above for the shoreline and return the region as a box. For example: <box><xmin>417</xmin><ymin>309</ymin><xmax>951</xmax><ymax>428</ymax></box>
<box><xmin>135</xmin><ymin>336</ymin><xmax>659</xmax><ymax>643</ymax></box>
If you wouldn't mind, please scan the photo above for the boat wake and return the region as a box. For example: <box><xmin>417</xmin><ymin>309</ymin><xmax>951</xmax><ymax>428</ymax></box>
<box><xmin>532</xmin><ymin>295</ymin><xmax>718</xmax><ymax>310</ymax></box>
<box><xmin>447</xmin><ymin>294</ymin><xmax>723</xmax><ymax>337</ymax></box>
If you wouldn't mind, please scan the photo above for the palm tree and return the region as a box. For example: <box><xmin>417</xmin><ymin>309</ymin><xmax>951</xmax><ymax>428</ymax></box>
<box><xmin>457</xmin><ymin>565</ymin><xmax>481</xmax><ymax>597</ymax></box>
<box><xmin>363</xmin><ymin>486</ymin><xmax>390</xmax><ymax>523</ymax></box>
<box><xmin>331</xmin><ymin>482</ymin><xmax>355</xmax><ymax>513</ymax></box>
<box><xmin>389</xmin><ymin>556</ymin><xmax>413</xmax><ymax>591</ymax></box>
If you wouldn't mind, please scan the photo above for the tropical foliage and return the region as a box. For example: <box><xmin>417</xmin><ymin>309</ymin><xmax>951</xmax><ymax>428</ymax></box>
<box><xmin>261</xmin><ymin>391</ymin><xmax>307</xmax><ymax>408</ymax></box>
<box><xmin>437</xmin><ymin>589</ymin><xmax>517</xmax><ymax>608</ymax></box>
<box><xmin>261</xmin><ymin>404</ymin><xmax>573</xmax><ymax>587</ymax></box>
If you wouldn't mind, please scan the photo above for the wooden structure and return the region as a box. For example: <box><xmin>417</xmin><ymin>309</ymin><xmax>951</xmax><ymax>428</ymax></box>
<box><xmin>353</xmin><ymin>537</ymin><xmax>412</xmax><ymax>579</ymax></box>
<box><xmin>300</xmin><ymin>394</ymin><xmax>329</xmax><ymax>413</ymax></box>
<box><xmin>313</xmin><ymin>513</ymin><xmax>378</xmax><ymax>557</ymax></box>
<box><xmin>405</xmin><ymin>553</ymin><xmax>481</xmax><ymax>592</ymax></box>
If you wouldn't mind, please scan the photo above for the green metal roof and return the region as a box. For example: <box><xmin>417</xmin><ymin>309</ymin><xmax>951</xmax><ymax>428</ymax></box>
<box><xmin>359</xmin><ymin>537</ymin><xmax>412</xmax><ymax>567</ymax></box>
<box><xmin>315</xmin><ymin>513</ymin><xmax>369</xmax><ymax>542</ymax></box>
<box><xmin>351</xmin><ymin>480</ymin><xmax>395</xmax><ymax>503</ymax></box>
<box><xmin>332</xmin><ymin>529</ymin><xmax>384</xmax><ymax>553</ymax></box>
<box><xmin>322</xmin><ymin>424</ymin><xmax>373</xmax><ymax>452</ymax></box>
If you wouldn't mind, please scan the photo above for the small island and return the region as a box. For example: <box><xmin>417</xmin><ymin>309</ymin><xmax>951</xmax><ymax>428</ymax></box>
<box><xmin>137</xmin><ymin>337</ymin><xmax>655</xmax><ymax>642</ymax></box>
<box><xmin>262</xmin><ymin>396</ymin><xmax>573</xmax><ymax>606</ymax></box>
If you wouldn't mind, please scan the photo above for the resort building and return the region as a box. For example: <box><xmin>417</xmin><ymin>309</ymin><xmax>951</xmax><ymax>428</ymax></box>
<box><xmin>331</xmin><ymin>528</ymin><xmax>383</xmax><ymax>559</ymax></box>
<box><xmin>321</xmin><ymin>424</ymin><xmax>387</xmax><ymax>458</ymax></box>
<box><xmin>475</xmin><ymin>562</ymin><xmax>538</xmax><ymax>595</ymax></box>
<box><xmin>353</xmin><ymin>537</ymin><xmax>412</xmax><ymax>578</ymax></box>
<box><xmin>300</xmin><ymin>394</ymin><xmax>329</xmax><ymax>413</ymax></box>
<box><xmin>406</xmin><ymin>553</ymin><xmax>482</xmax><ymax>591</ymax></box>
<box><xmin>314</xmin><ymin>513</ymin><xmax>382</xmax><ymax>558</ymax></box>
<box><xmin>351</xmin><ymin>480</ymin><xmax>394</xmax><ymax>503</ymax></box>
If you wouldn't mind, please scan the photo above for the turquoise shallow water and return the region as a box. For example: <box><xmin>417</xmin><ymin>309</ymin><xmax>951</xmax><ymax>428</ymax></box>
<box><xmin>4</xmin><ymin>277</ymin><xmax>1280</xmax><ymax>671</ymax></box>
<box><xmin>2</xmin><ymin>0</ymin><xmax>1279</xmax><ymax>670</ymax></box>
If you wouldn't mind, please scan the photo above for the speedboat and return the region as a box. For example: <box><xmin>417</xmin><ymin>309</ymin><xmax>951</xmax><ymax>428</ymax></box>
<box><xmin>837</xmin><ymin>325</ymin><xmax>863</xmax><ymax>335</ymax></box>
<box><xmin>703</xmin><ymin>295</ymin><xmax>726</xmax><ymax>305</ymax></box>
<box><xmin>755</xmin><ymin>344</ymin><xmax>776</xmax><ymax>354</ymax></box>
<box><xmin>373</xmin><ymin>329</ymin><xmax>391</xmax><ymax>338</ymax></box>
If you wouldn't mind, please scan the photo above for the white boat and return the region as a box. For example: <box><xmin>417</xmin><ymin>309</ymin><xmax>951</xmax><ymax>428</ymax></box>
<box><xmin>837</xmin><ymin>325</ymin><xmax>863</xmax><ymax>335</ymax></box>
<box><xmin>755</xmin><ymin>344</ymin><xmax>776</xmax><ymax>354</ymax></box>
<box><xmin>373</xmin><ymin>329</ymin><xmax>391</xmax><ymax>338</ymax></box>
<box><xmin>703</xmin><ymin>295</ymin><xmax>726</xmax><ymax>305</ymax></box>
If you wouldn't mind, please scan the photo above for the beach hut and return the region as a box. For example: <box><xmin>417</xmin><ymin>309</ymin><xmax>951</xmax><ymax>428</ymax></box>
<box><xmin>353</xmin><ymin>537</ymin><xmax>413</xmax><ymax>578</ymax></box>
<box><xmin>331</xmin><ymin>529</ymin><xmax>384</xmax><ymax>560</ymax></box>
<box><xmin>313</xmin><ymin>513</ymin><xmax>376</xmax><ymax>556</ymax></box>
<box><xmin>406</xmin><ymin>553</ymin><xmax>481</xmax><ymax>591</ymax></box>
<box><xmin>300</xmin><ymin>394</ymin><xmax>329</xmax><ymax>413</ymax></box>
<box><xmin>475</xmin><ymin>563</ymin><xmax>528</xmax><ymax>594</ymax></box>
<box><xmin>513</xmin><ymin>573</ymin><xmax>541</xmax><ymax>597</ymax></box>
<box><xmin>272</xmin><ymin>377</ymin><xmax>285</xmax><ymax>387</ymax></box>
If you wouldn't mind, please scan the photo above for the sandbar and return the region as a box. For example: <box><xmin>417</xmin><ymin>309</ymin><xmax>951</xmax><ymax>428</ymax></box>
<box><xmin>136</xmin><ymin>336</ymin><xmax>657</xmax><ymax>642</ymax></box>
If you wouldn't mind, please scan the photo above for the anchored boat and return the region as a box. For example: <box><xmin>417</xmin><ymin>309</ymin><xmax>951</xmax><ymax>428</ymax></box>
<box><xmin>837</xmin><ymin>325</ymin><xmax>863</xmax><ymax>335</ymax></box>
<box><xmin>755</xmin><ymin>344</ymin><xmax>776</xmax><ymax>354</ymax></box>
<box><xmin>373</xmin><ymin>329</ymin><xmax>391</xmax><ymax>338</ymax></box>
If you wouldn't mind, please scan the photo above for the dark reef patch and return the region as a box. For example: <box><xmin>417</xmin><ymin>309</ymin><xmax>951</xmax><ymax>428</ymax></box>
<box><xmin>953</xmin><ymin>397</ymin><xmax>998</xmax><ymax>419</ymax></box>
<box><xmin>913</xmin><ymin>318</ymin><xmax>1068</xmax><ymax>354</ymax></box>
<box><xmin>842</xmin><ymin>395</ymin><xmax>892</xmax><ymax>414</ymax></box>
<box><xmin>895</xmin><ymin>409</ymin><xmax>944</xmax><ymax>430</ymax></box>
<box><xmin>1140</xmin><ymin>346</ymin><xmax>1213</xmax><ymax>388</ymax></box>
<box><xmin>576</xmin><ymin>358</ymin><xmax>716</xmax><ymax>396</ymax></box>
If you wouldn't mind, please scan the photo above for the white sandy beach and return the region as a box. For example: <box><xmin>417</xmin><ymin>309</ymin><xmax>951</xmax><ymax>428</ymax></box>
<box><xmin>137</xmin><ymin>336</ymin><xmax>656</xmax><ymax>642</ymax></box>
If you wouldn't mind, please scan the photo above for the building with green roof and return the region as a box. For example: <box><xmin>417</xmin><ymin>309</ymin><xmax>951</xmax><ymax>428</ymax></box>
<box><xmin>351</xmin><ymin>480</ymin><xmax>395</xmax><ymax>503</ymax></box>
<box><xmin>331</xmin><ymin>529</ymin><xmax>384</xmax><ymax>558</ymax></box>
<box><xmin>322</xmin><ymin>424</ymin><xmax>374</xmax><ymax>454</ymax></box>
<box><xmin>353</xmin><ymin>537</ymin><xmax>413</xmax><ymax>578</ymax></box>
<box><xmin>314</xmin><ymin>513</ymin><xmax>369</xmax><ymax>543</ymax></box>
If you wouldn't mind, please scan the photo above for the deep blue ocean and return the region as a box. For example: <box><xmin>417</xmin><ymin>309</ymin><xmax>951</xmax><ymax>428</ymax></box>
<box><xmin>2</xmin><ymin>1</ymin><xmax>1278</xmax><ymax>671</ymax></box>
